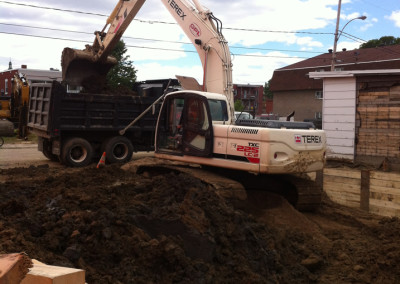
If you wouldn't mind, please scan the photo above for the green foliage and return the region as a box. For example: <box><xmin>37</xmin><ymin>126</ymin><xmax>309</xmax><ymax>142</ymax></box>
<box><xmin>264</xmin><ymin>80</ymin><xmax>273</xmax><ymax>99</ymax></box>
<box><xmin>359</xmin><ymin>36</ymin><xmax>400</xmax><ymax>49</ymax></box>
<box><xmin>234</xmin><ymin>100</ymin><xmax>245</xmax><ymax>111</ymax></box>
<box><xmin>106</xmin><ymin>40</ymin><xmax>137</xmax><ymax>89</ymax></box>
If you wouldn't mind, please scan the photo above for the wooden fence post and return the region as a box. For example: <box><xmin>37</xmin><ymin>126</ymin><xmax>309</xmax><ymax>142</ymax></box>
<box><xmin>360</xmin><ymin>170</ymin><xmax>370</xmax><ymax>211</ymax></box>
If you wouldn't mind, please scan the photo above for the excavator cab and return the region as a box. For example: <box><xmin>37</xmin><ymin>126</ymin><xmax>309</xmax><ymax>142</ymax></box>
<box><xmin>156</xmin><ymin>92</ymin><xmax>214</xmax><ymax>157</ymax></box>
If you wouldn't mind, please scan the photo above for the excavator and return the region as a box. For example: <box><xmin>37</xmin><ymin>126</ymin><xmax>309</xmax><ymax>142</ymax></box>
<box><xmin>10</xmin><ymin>73</ymin><xmax>29</xmax><ymax>139</ymax></box>
<box><xmin>61</xmin><ymin>0</ymin><xmax>326</xmax><ymax>211</ymax></box>
<box><xmin>0</xmin><ymin>73</ymin><xmax>29</xmax><ymax>138</ymax></box>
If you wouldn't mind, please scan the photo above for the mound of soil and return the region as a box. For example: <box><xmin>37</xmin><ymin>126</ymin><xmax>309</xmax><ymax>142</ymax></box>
<box><xmin>1</xmin><ymin>161</ymin><xmax>400</xmax><ymax>283</ymax></box>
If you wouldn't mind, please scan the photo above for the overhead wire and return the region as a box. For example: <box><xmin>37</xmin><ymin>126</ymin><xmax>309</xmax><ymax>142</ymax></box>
<box><xmin>0</xmin><ymin>22</ymin><xmax>325</xmax><ymax>54</ymax></box>
<box><xmin>0</xmin><ymin>0</ymin><xmax>376</xmax><ymax>62</ymax></box>
<box><xmin>0</xmin><ymin>31</ymin><xmax>313</xmax><ymax>59</ymax></box>
<box><xmin>0</xmin><ymin>0</ymin><xmax>334</xmax><ymax>36</ymax></box>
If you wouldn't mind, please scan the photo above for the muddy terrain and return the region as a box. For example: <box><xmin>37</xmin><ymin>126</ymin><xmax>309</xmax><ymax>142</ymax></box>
<box><xmin>0</xmin><ymin>159</ymin><xmax>400</xmax><ymax>283</ymax></box>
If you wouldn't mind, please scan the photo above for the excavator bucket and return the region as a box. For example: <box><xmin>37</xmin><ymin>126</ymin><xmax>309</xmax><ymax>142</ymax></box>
<box><xmin>61</xmin><ymin>47</ymin><xmax>117</xmax><ymax>87</ymax></box>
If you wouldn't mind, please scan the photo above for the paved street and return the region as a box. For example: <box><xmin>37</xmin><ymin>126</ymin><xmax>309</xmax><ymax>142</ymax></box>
<box><xmin>0</xmin><ymin>143</ymin><xmax>55</xmax><ymax>169</ymax></box>
<box><xmin>0</xmin><ymin>143</ymin><xmax>154</xmax><ymax>169</ymax></box>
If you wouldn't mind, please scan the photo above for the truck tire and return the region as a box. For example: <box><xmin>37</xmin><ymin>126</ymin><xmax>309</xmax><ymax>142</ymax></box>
<box><xmin>103</xmin><ymin>136</ymin><xmax>133</xmax><ymax>164</ymax></box>
<box><xmin>61</xmin><ymin>138</ymin><xmax>93</xmax><ymax>167</ymax></box>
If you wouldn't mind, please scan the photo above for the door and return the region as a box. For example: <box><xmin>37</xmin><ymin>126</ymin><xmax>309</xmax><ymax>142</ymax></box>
<box><xmin>156</xmin><ymin>93</ymin><xmax>213</xmax><ymax>157</ymax></box>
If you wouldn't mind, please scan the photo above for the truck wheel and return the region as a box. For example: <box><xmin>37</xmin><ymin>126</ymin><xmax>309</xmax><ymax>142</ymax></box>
<box><xmin>103</xmin><ymin>136</ymin><xmax>133</xmax><ymax>164</ymax></box>
<box><xmin>61</xmin><ymin>138</ymin><xmax>93</xmax><ymax>167</ymax></box>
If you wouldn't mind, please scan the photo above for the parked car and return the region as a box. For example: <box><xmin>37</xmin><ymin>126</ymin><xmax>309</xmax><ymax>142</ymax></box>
<box><xmin>235</xmin><ymin>111</ymin><xmax>253</xmax><ymax>120</ymax></box>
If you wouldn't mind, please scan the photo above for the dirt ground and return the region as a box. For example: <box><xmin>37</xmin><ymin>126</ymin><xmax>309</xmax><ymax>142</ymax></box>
<box><xmin>1</xmin><ymin>158</ymin><xmax>400</xmax><ymax>283</ymax></box>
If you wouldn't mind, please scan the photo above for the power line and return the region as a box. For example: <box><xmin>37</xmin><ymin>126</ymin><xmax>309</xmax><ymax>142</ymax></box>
<box><xmin>0</xmin><ymin>22</ymin><xmax>325</xmax><ymax>54</ymax></box>
<box><xmin>0</xmin><ymin>31</ymin><xmax>312</xmax><ymax>59</ymax></box>
<box><xmin>0</xmin><ymin>0</ymin><xmax>335</xmax><ymax>36</ymax></box>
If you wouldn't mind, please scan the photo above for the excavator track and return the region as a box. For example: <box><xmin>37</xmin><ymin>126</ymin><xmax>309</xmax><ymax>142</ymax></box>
<box><xmin>124</xmin><ymin>158</ymin><xmax>323</xmax><ymax>212</ymax></box>
<box><xmin>282</xmin><ymin>174</ymin><xmax>323</xmax><ymax>212</ymax></box>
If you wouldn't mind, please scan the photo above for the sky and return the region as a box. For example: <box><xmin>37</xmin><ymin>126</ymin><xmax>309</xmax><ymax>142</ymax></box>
<box><xmin>0</xmin><ymin>0</ymin><xmax>399</xmax><ymax>85</ymax></box>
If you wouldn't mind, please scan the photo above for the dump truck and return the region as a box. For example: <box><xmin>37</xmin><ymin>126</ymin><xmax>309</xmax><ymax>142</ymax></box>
<box><xmin>27</xmin><ymin>80</ymin><xmax>178</xmax><ymax>167</ymax></box>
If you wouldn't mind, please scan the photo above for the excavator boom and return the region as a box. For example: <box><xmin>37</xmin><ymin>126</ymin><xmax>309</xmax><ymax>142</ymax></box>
<box><xmin>61</xmin><ymin>0</ymin><xmax>234</xmax><ymax>118</ymax></box>
<box><xmin>62</xmin><ymin>0</ymin><xmax>145</xmax><ymax>86</ymax></box>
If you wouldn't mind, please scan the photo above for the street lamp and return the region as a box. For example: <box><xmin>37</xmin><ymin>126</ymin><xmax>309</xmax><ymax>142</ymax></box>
<box><xmin>331</xmin><ymin>8</ymin><xmax>367</xmax><ymax>71</ymax></box>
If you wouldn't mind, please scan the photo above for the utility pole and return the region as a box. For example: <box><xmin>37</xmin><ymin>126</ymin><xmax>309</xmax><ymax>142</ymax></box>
<box><xmin>331</xmin><ymin>0</ymin><xmax>342</xmax><ymax>71</ymax></box>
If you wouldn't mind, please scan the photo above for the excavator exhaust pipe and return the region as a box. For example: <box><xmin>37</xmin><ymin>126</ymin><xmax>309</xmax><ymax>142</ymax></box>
<box><xmin>61</xmin><ymin>47</ymin><xmax>117</xmax><ymax>87</ymax></box>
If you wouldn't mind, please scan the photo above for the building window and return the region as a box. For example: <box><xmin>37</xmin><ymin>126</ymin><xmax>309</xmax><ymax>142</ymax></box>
<box><xmin>4</xmin><ymin>79</ymin><xmax>8</xmax><ymax>95</ymax></box>
<box><xmin>315</xmin><ymin>68</ymin><xmax>325</xmax><ymax>72</ymax></box>
<box><xmin>315</xmin><ymin>112</ymin><xmax>322</xmax><ymax>119</ymax></box>
<box><xmin>315</xmin><ymin>90</ymin><xmax>323</xmax><ymax>99</ymax></box>
<box><xmin>334</xmin><ymin>67</ymin><xmax>344</xmax><ymax>71</ymax></box>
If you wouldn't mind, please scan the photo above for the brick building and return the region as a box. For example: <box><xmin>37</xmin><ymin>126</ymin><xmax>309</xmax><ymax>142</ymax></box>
<box><xmin>233</xmin><ymin>84</ymin><xmax>265</xmax><ymax>117</ymax></box>
<box><xmin>0</xmin><ymin>62</ymin><xmax>61</xmax><ymax>96</ymax></box>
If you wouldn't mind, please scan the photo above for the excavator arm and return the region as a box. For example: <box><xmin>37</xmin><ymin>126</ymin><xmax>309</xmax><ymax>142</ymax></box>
<box><xmin>62</xmin><ymin>0</ymin><xmax>145</xmax><ymax>86</ymax></box>
<box><xmin>61</xmin><ymin>0</ymin><xmax>234</xmax><ymax>119</ymax></box>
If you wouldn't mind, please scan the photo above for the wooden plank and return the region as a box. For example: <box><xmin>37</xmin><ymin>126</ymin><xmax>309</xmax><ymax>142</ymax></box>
<box><xmin>370</xmin><ymin>171</ymin><xmax>400</xmax><ymax>182</ymax></box>
<box><xmin>370</xmin><ymin>191</ymin><xmax>400</xmax><ymax>203</ymax></box>
<box><xmin>324</xmin><ymin>178</ymin><xmax>361</xmax><ymax>188</ymax></box>
<box><xmin>369</xmin><ymin>198</ymin><xmax>400</xmax><ymax>210</ymax></box>
<box><xmin>326</xmin><ymin>193</ymin><xmax>360</xmax><ymax>208</ymax></box>
<box><xmin>324</xmin><ymin>189</ymin><xmax>360</xmax><ymax>200</ymax></box>
<box><xmin>369</xmin><ymin>205</ymin><xmax>400</xmax><ymax>217</ymax></box>
<box><xmin>370</xmin><ymin>178</ymin><xmax>400</xmax><ymax>189</ymax></box>
<box><xmin>370</xmin><ymin>184</ymin><xmax>400</xmax><ymax>195</ymax></box>
<box><xmin>324</xmin><ymin>168</ymin><xmax>361</xmax><ymax>179</ymax></box>
<box><xmin>324</xmin><ymin>178</ymin><xmax>360</xmax><ymax>188</ymax></box>
<box><xmin>324</xmin><ymin>183</ymin><xmax>360</xmax><ymax>194</ymax></box>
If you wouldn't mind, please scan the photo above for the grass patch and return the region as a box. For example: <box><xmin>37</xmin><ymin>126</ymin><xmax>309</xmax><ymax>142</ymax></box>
<box><xmin>2</xmin><ymin>132</ymin><xmax>38</xmax><ymax>144</ymax></box>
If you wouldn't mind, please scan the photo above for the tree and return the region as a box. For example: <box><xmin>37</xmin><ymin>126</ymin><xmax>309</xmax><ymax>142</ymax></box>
<box><xmin>264</xmin><ymin>80</ymin><xmax>273</xmax><ymax>99</ymax></box>
<box><xmin>106</xmin><ymin>40</ymin><xmax>137</xmax><ymax>89</ymax></box>
<box><xmin>234</xmin><ymin>100</ymin><xmax>244</xmax><ymax>112</ymax></box>
<box><xmin>359</xmin><ymin>36</ymin><xmax>400</xmax><ymax>49</ymax></box>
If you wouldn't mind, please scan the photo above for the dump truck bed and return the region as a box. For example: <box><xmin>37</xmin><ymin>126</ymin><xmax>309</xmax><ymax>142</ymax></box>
<box><xmin>28</xmin><ymin>81</ymin><xmax>161</xmax><ymax>139</ymax></box>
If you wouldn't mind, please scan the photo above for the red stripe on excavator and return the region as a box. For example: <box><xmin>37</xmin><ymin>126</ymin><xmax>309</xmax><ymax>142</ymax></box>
<box><xmin>247</xmin><ymin>157</ymin><xmax>260</xmax><ymax>164</ymax></box>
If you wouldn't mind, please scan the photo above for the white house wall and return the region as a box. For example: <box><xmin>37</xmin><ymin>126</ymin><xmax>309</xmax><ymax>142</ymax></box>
<box><xmin>323</xmin><ymin>77</ymin><xmax>356</xmax><ymax>160</ymax></box>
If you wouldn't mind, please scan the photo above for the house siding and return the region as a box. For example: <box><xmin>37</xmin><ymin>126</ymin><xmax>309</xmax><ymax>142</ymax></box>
<box><xmin>323</xmin><ymin>77</ymin><xmax>356</xmax><ymax>160</ymax></box>
<box><xmin>273</xmin><ymin>90</ymin><xmax>322</xmax><ymax>122</ymax></box>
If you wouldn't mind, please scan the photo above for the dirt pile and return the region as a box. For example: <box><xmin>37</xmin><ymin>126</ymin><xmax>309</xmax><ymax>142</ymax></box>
<box><xmin>1</xmin><ymin>161</ymin><xmax>400</xmax><ymax>283</ymax></box>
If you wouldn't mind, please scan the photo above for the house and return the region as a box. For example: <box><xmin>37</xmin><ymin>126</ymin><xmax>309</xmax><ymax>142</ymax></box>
<box><xmin>0</xmin><ymin>62</ymin><xmax>62</xmax><ymax>96</ymax></box>
<box><xmin>233</xmin><ymin>84</ymin><xmax>265</xmax><ymax>117</ymax></box>
<box><xmin>269</xmin><ymin>45</ymin><xmax>400</xmax><ymax>124</ymax></box>
<box><xmin>309</xmin><ymin>69</ymin><xmax>400</xmax><ymax>170</ymax></box>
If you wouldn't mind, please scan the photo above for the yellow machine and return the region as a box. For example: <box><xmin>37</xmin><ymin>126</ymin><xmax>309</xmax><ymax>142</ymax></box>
<box><xmin>10</xmin><ymin>73</ymin><xmax>29</xmax><ymax>138</ymax></box>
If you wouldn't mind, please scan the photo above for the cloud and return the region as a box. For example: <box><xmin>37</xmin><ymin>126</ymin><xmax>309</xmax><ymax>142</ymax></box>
<box><xmin>387</xmin><ymin>10</ymin><xmax>400</xmax><ymax>28</ymax></box>
<box><xmin>0</xmin><ymin>0</ymin><xmax>365</xmax><ymax>85</ymax></box>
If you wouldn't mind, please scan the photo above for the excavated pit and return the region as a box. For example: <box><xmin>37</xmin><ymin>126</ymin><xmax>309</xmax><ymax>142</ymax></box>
<box><xmin>1</xmin><ymin>159</ymin><xmax>400</xmax><ymax>283</ymax></box>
